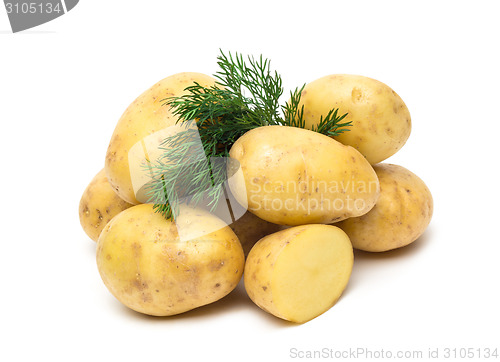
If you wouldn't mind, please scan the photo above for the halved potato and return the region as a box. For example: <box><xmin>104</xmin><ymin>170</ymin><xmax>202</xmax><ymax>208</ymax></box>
<box><xmin>244</xmin><ymin>224</ymin><xmax>353</xmax><ymax>323</ymax></box>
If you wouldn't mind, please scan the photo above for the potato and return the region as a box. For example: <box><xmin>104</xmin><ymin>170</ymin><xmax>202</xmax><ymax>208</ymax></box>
<box><xmin>336</xmin><ymin>164</ymin><xmax>433</xmax><ymax>252</ymax></box>
<box><xmin>96</xmin><ymin>204</ymin><xmax>245</xmax><ymax>316</ymax></box>
<box><xmin>79</xmin><ymin>169</ymin><xmax>133</xmax><ymax>242</ymax></box>
<box><xmin>229</xmin><ymin>211</ymin><xmax>283</xmax><ymax>257</ymax></box>
<box><xmin>105</xmin><ymin>72</ymin><xmax>217</xmax><ymax>204</ymax></box>
<box><xmin>244</xmin><ymin>224</ymin><xmax>353</xmax><ymax>323</ymax></box>
<box><xmin>229</xmin><ymin>126</ymin><xmax>380</xmax><ymax>225</ymax></box>
<box><xmin>298</xmin><ymin>74</ymin><xmax>411</xmax><ymax>164</ymax></box>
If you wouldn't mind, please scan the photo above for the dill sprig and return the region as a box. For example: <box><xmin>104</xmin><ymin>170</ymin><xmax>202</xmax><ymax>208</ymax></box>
<box><xmin>143</xmin><ymin>50</ymin><xmax>352</xmax><ymax>220</ymax></box>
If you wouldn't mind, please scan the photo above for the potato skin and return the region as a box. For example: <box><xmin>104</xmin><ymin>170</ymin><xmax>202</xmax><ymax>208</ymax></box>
<box><xmin>229</xmin><ymin>211</ymin><xmax>283</xmax><ymax>257</ymax></box>
<box><xmin>244</xmin><ymin>227</ymin><xmax>292</xmax><ymax>319</ymax></box>
<box><xmin>229</xmin><ymin>126</ymin><xmax>380</xmax><ymax>225</ymax></box>
<box><xmin>335</xmin><ymin>164</ymin><xmax>433</xmax><ymax>252</ymax></box>
<box><xmin>299</xmin><ymin>74</ymin><xmax>411</xmax><ymax>164</ymax></box>
<box><xmin>96</xmin><ymin>204</ymin><xmax>245</xmax><ymax>316</ymax></box>
<box><xmin>105</xmin><ymin>72</ymin><xmax>217</xmax><ymax>204</ymax></box>
<box><xmin>79</xmin><ymin>169</ymin><xmax>133</xmax><ymax>242</ymax></box>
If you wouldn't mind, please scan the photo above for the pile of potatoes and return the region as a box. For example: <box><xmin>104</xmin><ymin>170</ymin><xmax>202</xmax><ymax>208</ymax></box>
<box><xmin>79</xmin><ymin>72</ymin><xmax>433</xmax><ymax>323</ymax></box>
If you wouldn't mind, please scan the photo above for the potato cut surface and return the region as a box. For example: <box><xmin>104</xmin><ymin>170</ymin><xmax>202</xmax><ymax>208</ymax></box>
<box><xmin>244</xmin><ymin>224</ymin><xmax>353</xmax><ymax>323</ymax></box>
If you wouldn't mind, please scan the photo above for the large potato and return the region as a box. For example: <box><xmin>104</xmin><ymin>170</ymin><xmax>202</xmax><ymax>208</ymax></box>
<box><xmin>298</xmin><ymin>74</ymin><xmax>411</xmax><ymax>164</ymax></box>
<box><xmin>229</xmin><ymin>211</ymin><xmax>283</xmax><ymax>257</ymax></box>
<box><xmin>244</xmin><ymin>224</ymin><xmax>353</xmax><ymax>323</ymax></box>
<box><xmin>336</xmin><ymin>163</ymin><xmax>433</xmax><ymax>252</ymax></box>
<box><xmin>105</xmin><ymin>72</ymin><xmax>217</xmax><ymax>204</ymax></box>
<box><xmin>96</xmin><ymin>204</ymin><xmax>245</xmax><ymax>316</ymax></box>
<box><xmin>229</xmin><ymin>126</ymin><xmax>380</xmax><ymax>225</ymax></box>
<box><xmin>79</xmin><ymin>169</ymin><xmax>133</xmax><ymax>242</ymax></box>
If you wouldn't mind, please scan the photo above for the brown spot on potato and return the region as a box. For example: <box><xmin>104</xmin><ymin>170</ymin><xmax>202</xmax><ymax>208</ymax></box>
<box><xmin>142</xmin><ymin>293</ymin><xmax>152</xmax><ymax>303</ymax></box>
<box><xmin>351</xmin><ymin>87</ymin><xmax>364</xmax><ymax>103</ymax></box>
<box><xmin>208</xmin><ymin>260</ymin><xmax>224</xmax><ymax>271</ymax></box>
<box><xmin>262</xmin><ymin>286</ymin><xmax>267</xmax><ymax>291</ymax></box>
<box><xmin>133</xmin><ymin>279</ymin><xmax>149</xmax><ymax>291</ymax></box>
<box><xmin>131</xmin><ymin>242</ymin><xmax>142</xmax><ymax>258</ymax></box>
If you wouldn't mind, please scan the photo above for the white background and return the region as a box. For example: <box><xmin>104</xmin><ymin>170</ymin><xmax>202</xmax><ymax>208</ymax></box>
<box><xmin>1</xmin><ymin>1</ymin><xmax>499</xmax><ymax>361</ymax></box>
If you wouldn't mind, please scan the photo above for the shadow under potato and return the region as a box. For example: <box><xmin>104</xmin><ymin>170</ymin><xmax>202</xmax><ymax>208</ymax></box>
<box><xmin>117</xmin><ymin>279</ymin><xmax>296</xmax><ymax>327</ymax></box>
<box><xmin>101</xmin><ymin>226</ymin><xmax>434</xmax><ymax>325</ymax></box>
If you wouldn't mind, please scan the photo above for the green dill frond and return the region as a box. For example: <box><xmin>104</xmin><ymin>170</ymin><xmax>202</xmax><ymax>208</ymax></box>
<box><xmin>215</xmin><ymin>51</ymin><xmax>283</xmax><ymax>125</ymax></box>
<box><xmin>145</xmin><ymin>50</ymin><xmax>352</xmax><ymax>220</ymax></box>
<box><xmin>282</xmin><ymin>84</ymin><xmax>351</xmax><ymax>136</ymax></box>
<box><xmin>282</xmin><ymin>84</ymin><xmax>307</xmax><ymax>129</ymax></box>
<box><xmin>311</xmin><ymin>108</ymin><xmax>351</xmax><ymax>136</ymax></box>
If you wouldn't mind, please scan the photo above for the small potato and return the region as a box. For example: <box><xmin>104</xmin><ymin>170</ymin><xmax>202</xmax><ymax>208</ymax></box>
<box><xmin>105</xmin><ymin>72</ymin><xmax>217</xmax><ymax>204</ymax></box>
<box><xmin>336</xmin><ymin>164</ymin><xmax>433</xmax><ymax>252</ymax></box>
<box><xmin>244</xmin><ymin>224</ymin><xmax>353</xmax><ymax>323</ymax></box>
<box><xmin>299</xmin><ymin>74</ymin><xmax>411</xmax><ymax>164</ymax></box>
<box><xmin>79</xmin><ymin>169</ymin><xmax>133</xmax><ymax>242</ymax></box>
<box><xmin>96</xmin><ymin>204</ymin><xmax>245</xmax><ymax>316</ymax></box>
<box><xmin>229</xmin><ymin>126</ymin><xmax>380</xmax><ymax>226</ymax></box>
<box><xmin>229</xmin><ymin>211</ymin><xmax>283</xmax><ymax>257</ymax></box>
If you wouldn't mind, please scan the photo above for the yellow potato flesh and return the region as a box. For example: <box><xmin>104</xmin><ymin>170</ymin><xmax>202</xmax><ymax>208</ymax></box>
<box><xmin>244</xmin><ymin>225</ymin><xmax>353</xmax><ymax>323</ymax></box>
